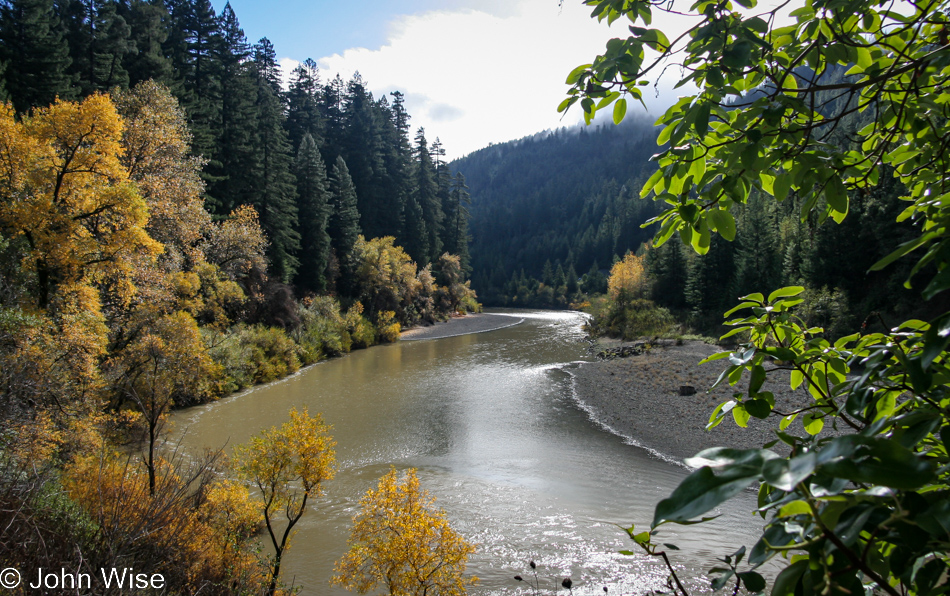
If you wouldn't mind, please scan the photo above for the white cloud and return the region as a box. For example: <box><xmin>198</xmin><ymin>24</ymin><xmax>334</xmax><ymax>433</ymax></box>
<box><xmin>283</xmin><ymin>0</ymin><xmax>703</xmax><ymax>160</ymax></box>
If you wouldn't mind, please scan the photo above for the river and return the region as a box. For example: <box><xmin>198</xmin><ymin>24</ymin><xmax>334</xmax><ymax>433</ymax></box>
<box><xmin>171</xmin><ymin>310</ymin><xmax>763</xmax><ymax>595</ymax></box>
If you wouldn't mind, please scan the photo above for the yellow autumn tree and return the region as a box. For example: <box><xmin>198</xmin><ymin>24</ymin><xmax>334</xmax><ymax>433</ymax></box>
<box><xmin>333</xmin><ymin>467</ymin><xmax>477</xmax><ymax>596</ymax></box>
<box><xmin>114</xmin><ymin>81</ymin><xmax>211</xmax><ymax>267</ymax></box>
<box><xmin>607</xmin><ymin>252</ymin><xmax>648</xmax><ymax>310</ymax></box>
<box><xmin>0</xmin><ymin>95</ymin><xmax>161</xmax><ymax>310</ymax></box>
<box><xmin>234</xmin><ymin>408</ymin><xmax>336</xmax><ymax>596</ymax></box>
<box><xmin>353</xmin><ymin>235</ymin><xmax>420</xmax><ymax>325</ymax></box>
<box><xmin>111</xmin><ymin>310</ymin><xmax>221</xmax><ymax>494</ymax></box>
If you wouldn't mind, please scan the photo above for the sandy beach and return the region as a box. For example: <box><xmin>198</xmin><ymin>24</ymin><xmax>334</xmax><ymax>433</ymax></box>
<box><xmin>400</xmin><ymin>312</ymin><xmax>523</xmax><ymax>341</ymax></box>
<box><xmin>569</xmin><ymin>340</ymin><xmax>824</xmax><ymax>463</ymax></box>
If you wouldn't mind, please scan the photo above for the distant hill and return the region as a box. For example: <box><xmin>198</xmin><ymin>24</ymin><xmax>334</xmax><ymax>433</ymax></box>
<box><xmin>450</xmin><ymin>118</ymin><xmax>662</xmax><ymax>305</ymax></box>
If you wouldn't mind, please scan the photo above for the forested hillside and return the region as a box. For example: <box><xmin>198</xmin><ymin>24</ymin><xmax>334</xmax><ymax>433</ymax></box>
<box><xmin>459</xmin><ymin>93</ymin><xmax>935</xmax><ymax>335</ymax></box>
<box><xmin>452</xmin><ymin>118</ymin><xmax>661</xmax><ymax>307</ymax></box>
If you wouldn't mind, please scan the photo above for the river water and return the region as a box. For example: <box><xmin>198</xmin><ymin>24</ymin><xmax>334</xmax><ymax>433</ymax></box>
<box><xmin>171</xmin><ymin>310</ymin><xmax>763</xmax><ymax>595</ymax></box>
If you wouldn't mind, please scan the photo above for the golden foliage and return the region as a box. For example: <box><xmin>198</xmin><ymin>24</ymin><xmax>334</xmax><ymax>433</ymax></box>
<box><xmin>235</xmin><ymin>408</ymin><xmax>336</xmax><ymax>503</ymax></box>
<box><xmin>0</xmin><ymin>95</ymin><xmax>161</xmax><ymax>309</ymax></box>
<box><xmin>234</xmin><ymin>408</ymin><xmax>336</xmax><ymax>595</ymax></box>
<box><xmin>376</xmin><ymin>310</ymin><xmax>401</xmax><ymax>343</ymax></box>
<box><xmin>354</xmin><ymin>236</ymin><xmax>420</xmax><ymax>322</ymax></box>
<box><xmin>204</xmin><ymin>205</ymin><xmax>269</xmax><ymax>281</ymax></box>
<box><xmin>607</xmin><ymin>252</ymin><xmax>649</xmax><ymax>307</ymax></box>
<box><xmin>63</xmin><ymin>450</ymin><xmax>267</xmax><ymax>595</ymax></box>
<box><xmin>333</xmin><ymin>467</ymin><xmax>477</xmax><ymax>596</ymax></box>
<box><xmin>114</xmin><ymin>81</ymin><xmax>211</xmax><ymax>267</ymax></box>
<box><xmin>5</xmin><ymin>410</ymin><xmax>64</xmax><ymax>468</ymax></box>
<box><xmin>117</xmin><ymin>310</ymin><xmax>221</xmax><ymax>407</ymax></box>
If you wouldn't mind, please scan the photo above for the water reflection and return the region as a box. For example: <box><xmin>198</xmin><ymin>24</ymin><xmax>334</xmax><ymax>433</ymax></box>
<box><xmin>171</xmin><ymin>310</ymin><xmax>761</xmax><ymax>595</ymax></box>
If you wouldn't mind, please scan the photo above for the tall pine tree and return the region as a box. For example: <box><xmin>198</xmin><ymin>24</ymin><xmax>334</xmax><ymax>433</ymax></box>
<box><xmin>285</xmin><ymin>57</ymin><xmax>323</xmax><ymax>153</ymax></box>
<box><xmin>327</xmin><ymin>156</ymin><xmax>361</xmax><ymax>295</ymax></box>
<box><xmin>251</xmin><ymin>54</ymin><xmax>299</xmax><ymax>282</ymax></box>
<box><xmin>205</xmin><ymin>1</ymin><xmax>256</xmax><ymax>214</ymax></box>
<box><xmin>120</xmin><ymin>0</ymin><xmax>173</xmax><ymax>87</ymax></box>
<box><xmin>411</xmin><ymin>127</ymin><xmax>442</xmax><ymax>265</ymax></box>
<box><xmin>294</xmin><ymin>133</ymin><xmax>331</xmax><ymax>293</ymax></box>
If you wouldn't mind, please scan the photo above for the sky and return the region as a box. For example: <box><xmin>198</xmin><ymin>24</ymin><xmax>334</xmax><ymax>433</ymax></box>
<box><xmin>211</xmin><ymin>0</ymin><xmax>699</xmax><ymax>160</ymax></box>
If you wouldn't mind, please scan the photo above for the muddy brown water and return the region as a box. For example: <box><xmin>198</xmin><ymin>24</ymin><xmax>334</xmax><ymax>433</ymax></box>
<box><xmin>171</xmin><ymin>310</ymin><xmax>765</xmax><ymax>595</ymax></box>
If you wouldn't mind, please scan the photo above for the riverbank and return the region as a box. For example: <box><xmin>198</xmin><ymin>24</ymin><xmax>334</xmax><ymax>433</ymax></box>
<box><xmin>399</xmin><ymin>312</ymin><xmax>523</xmax><ymax>340</ymax></box>
<box><xmin>569</xmin><ymin>340</ymin><xmax>819</xmax><ymax>462</ymax></box>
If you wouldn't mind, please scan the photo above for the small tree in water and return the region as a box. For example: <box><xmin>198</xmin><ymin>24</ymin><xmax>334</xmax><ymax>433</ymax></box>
<box><xmin>235</xmin><ymin>408</ymin><xmax>335</xmax><ymax>596</ymax></box>
<box><xmin>333</xmin><ymin>467</ymin><xmax>477</xmax><ymax>596</ymax></box>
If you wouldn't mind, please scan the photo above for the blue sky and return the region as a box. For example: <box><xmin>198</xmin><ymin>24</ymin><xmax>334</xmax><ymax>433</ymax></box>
<box><xmin>209</xmin><ymin>0</ymin><xmax>694</xmax><ymax>159</ymax></box>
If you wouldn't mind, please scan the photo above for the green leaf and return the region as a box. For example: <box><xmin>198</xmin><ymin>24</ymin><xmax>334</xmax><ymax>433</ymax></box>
<box><xmin>566</xmin><ymin>63</ymin><xmax>592</xmax><ymax>85</ymax></box>
<box><xmin>923</xmin><ymin>266</ymin><xmax>950</xmax><ymax>300</ymax></box>
<box><xmin>819</xmin><ymin>436</ymin><xmax>935</xmax><ymax>489</ymax></box>
<box><xmin>557</xmin><ymin>97</ymin><xmax>575</xmax><ymax>113</ymax></box>
<box><xmin>656</xmin><ymin>449</ymin><xmax>776</xmax><ymax>525</ymax></box>
<box><xmin>762</xmin><ymin>452</ymin><xmax>817</xmax><ymax>491</ymax></box>
<box><xmin>771</xmin><ymin>560</ymin><xmax>808</xmax><ymax>596</ymax></box>
<box><xmin>773</xmin><ymin>173</ymin><xmax>792</xmax><ymax>201</ymax></box>
<box><xmin>802</xmin><ymin>412</ymin><xmax>824</xmax><ymax>435</ymax></box>
<box><xmin>613</xmin><ymin>97</ymin><xmax>628</xmax><ymax>124</ymax></box>
<box><xmin>768</xmin><ymin>286</ymin><xmax>804</xmax><ymax>302</ymax></box>
<box><xmin>739</xmin><ymin>571</ymin><xmax>766</xmax><ymax>593</ymax></box>
<box><xmin>708</xmin><ymin>209</ymin><xmax>736</xmax><ymax>241</ymax></box>
<box><xmin>641</xmin><ymin>169</ymin><xmax>664</xmax><ymax>197</ymax></box>
<box><xmin>745</xmin><ymin>398</ymin><xmax>771</xmax><ymax>419</ymax></box>
<box><xmin>653</xmin><ymin>466</ymin><xmax>756</xmax><ymax>525</ymax></box>
<box><xmin>869</xmin><ymin>233</ymin><xmax>933</xmax><ymax>271</ymax></box>
<box><xmin>694</xmin><ymin>102</ymin><xmax>711</xmax><ymax>136</ymax></box>
<box><xmin>732</xmin><ymin>403</ymin><xmax>751</xmax><ymax>427</ymax></box>
<box><xmin>749</xmin><ymin>365</ymin><xmax>767</xmax><ymax>393</ymax></box>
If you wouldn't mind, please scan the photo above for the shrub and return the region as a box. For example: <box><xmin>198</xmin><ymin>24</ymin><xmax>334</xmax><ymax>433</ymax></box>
<box><xmin>376</xmin><ymin>310</ymin><xmax>401</xmax><ymax>343</ymax></box>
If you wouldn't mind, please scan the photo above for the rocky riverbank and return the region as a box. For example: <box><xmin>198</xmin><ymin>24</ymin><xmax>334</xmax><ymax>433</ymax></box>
<box><xmin>569</xmin><ymin>340</ymin><xmax>822</xmax><ymax>462</ymax></box>
<box><xmin>399</xmin><ymin>312</ymin><xmax>523</xmax><ymax>341</ymax></box>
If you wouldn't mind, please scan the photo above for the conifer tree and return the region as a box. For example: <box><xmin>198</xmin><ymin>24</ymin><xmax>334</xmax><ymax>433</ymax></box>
<box><xmin>120</xmin><ymin>0</ymin><xmax>173</xmax><ymax>87</ymax></box>
<box><xmin>442</xmin><ymin>172</ymin><xmax>471</xmax><ymax>273</ymax></box>
<box><xmin>402</xmin><ymin>196</ymin><xmax>428</xmax><ymax>268</ymax></box>
<box><xmin>433</xmin><ymin>137</ymin><xmax>456</xmax><ymax>255</ymax></box>
<box><xmin>0</xmin><ymin>0</ymin><xmax>74</xmax><ymax>113</ymax></box>
<box><xmin>647</xmin><ymin>239</ymin><xmax>687</xmax><ymax>310</ymax></box>
<box><xmin>252</xmin><ymin>36</ymin><xmax>280</xmax><ymax>97</ymax></box>
<box><xmin>294</xmin><ymin>133</ymin><xmax>331</xmax><ymax>294</ymax></box>
<box><xmin>411</xmin><ymin>127</ymin><xmax>442</xmax><ymax>265</ymax></box>
<box><xmin>251</xmin><ymin>66</ymin><xmax>299</xmax><ymax>283</ymax></box>
<box><xmin>378</xmin><ymin>90</ymin><xmax>413</xmax><ymax>243</ymax></box>
<box><xmin>285</xmin><ymin>57</ymin><xmax>323</xmax><ymax>153</ymax></box>
<box><xmin>318</xmin><ymin>74</ymin><xmax>344</xmax><ymax>168</ymax></box>
<box><xmin>734</xmin><ymin>195</ymin><xmax>781</xmax><ymax>299</ymax></box>
<box><xmin>164</xmin><ymin>0</ymin><xmax>221</xmax><ymax>160</ymax></box>
<box><xmin>341</xmin><ymin>73</ymin><xmax>388</xmax><ymax>240</ymax></box>
<box><xmin>60</xmin><ymin>0</ymin><xmax>131</xmax><ymax>94</ymax></box>
<box><xmin>327</xmin><ymin>156</ymin><xmax>361</xmax><ymax>294</ymax></box>
<box><xmin>205</xmin><ymin>1</ymin><xmax>255</xmax><ymax>214</ymax></box>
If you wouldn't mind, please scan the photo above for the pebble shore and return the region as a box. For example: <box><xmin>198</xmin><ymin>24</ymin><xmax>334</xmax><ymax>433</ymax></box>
<box><xmin>569</xmin><ymin>340</ymin><xmax>822</xmax><ymax>463</ymax></box>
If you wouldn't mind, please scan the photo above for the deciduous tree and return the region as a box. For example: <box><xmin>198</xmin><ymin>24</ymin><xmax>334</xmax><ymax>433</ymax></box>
<box><xmin>332</xmin><ymin>467</ymin><xmax>476</xmax><ymax>596</ymax></box>
<box><xmin>234</xmin><ymin>408</ymin><xmax>335</xmax><ymax>596</ymax></box>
